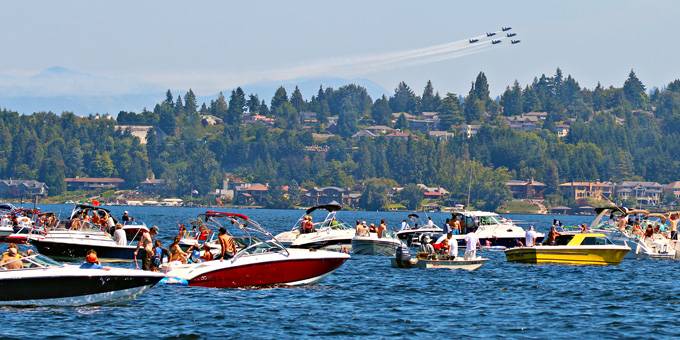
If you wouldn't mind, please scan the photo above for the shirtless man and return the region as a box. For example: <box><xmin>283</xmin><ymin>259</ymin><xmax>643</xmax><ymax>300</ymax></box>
<box><xmin>218</xmin><ymin>227</ymin><xmax>237</xmax><ymax>261</ymax></box>
<box><xmin>669</xmin><ymin>213</ymin><xmax>678</xmax><ymax>241</ymax></box>
<box><xmin>135</xmin><ymin>226</ymin><xmax>158</xmax><ymax>270</ymax></box>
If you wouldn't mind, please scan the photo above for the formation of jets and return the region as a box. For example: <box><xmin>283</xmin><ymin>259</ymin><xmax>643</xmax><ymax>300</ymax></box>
<box><xmin>470</xmin><ymin>26</ymin><xmax>521</xmax><ymax>45</ymax></box>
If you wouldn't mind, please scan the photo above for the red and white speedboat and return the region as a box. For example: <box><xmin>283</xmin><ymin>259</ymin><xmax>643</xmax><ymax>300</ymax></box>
<box><xmin>163</xmin><ymin>211</ymin><xmax>349</xmax><ymax>288</ymax></box>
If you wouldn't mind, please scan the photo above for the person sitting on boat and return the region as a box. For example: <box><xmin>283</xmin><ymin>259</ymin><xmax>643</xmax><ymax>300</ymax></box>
<box><xmin>400</xmin><ymin>219</ymin><xmax>408</xmax><ymax>231</ymax></box>
<box><xmin>580</xmin><ymin>224</ymin><xmax>589</xmax><ymax>233</ymax></box>
<box><xmin>113</xmin><ymin>223</ymin><xmax>127</xmax><ymax>246</ymax></box>
<box><xmin>426</xmin><ymin>217</ymin><xmax>435</xmax><ymax>228</ymax></box>
<box><xmin>377</xmin><ymin>220</ymin><xmax>387</xmax><ymax>238</ymax></box>
<box><xmin>644</xmin><ymin>225</ymin><xmax>654</xmax><ymax>239</ymax></box>
<box><xmin>105</xmin><ymin>213</ymin><xmax>116</xmax><ymax>234</ymax></box>
<box><xmin>464</xmin><ymin>228</ymin><xmax>481</xmax><ymax>260</ymax></box>
<box><xmin>152</xmin><ymin>240</ymin><xmax>168</xmax><ymax>271</ymax></box>
<box><xmin>80</xmin><ymin>249</ymin><xmax>104</xmax><ymax>270</ymax></box>
<box><xmin>545</xmin><ymin>226</ymin><xmax>560</xmax><ymax>245</ymax></box>
<box><xmin>368</xmin><ymin>223</ymin><xmax>377</xmax><ymax>234</ymax></box>
<box><xmin>616</xmin><ymin>216</ymin><xmax>628</xmax><ymax>232</ymax></box>
<box><xmin>122</xmin><ymin>211</ymin><xmax>131</xmax><ymax>224</ymax></box>
<box><xmin>525</xmin><ymin>226</ymin><xmax>537</xmax><ymax>247</ymax></box>
<box><xmin>200</xmin><ymin>243</ymin><xmax>214</xmax><ymax>262</ymax></box>
<box><xmin>300</xmin><ymin>215</ymin><xmax>315</xmax><ymax>234</ymax></box>
<box><xmin>218</xmin><ymin>227</ymin><xmax>237</xmax><ymax>260</ymax></box>
<box><xmin>198</xmin><ymin>225</ymin><xmax>210</xmax><ymax>241</ymax></box>
<box><xmin>419</xmin><ymin>235</ymin><xmax>435</xmax><ymax>254</ymax></box>
<box><xmin>1</xmin><ymin>245</ymin><xmax>23</xmax><ymax>270</ymax></box>
<box><xmin>438</xmin><ymin>232</ymin><xmax>458</xmax><ymax>258</ymax></box>
<box><xmin>169</xmin><ymin>237</ymin><xmax>188</xmax><ymax>264</ymax></box>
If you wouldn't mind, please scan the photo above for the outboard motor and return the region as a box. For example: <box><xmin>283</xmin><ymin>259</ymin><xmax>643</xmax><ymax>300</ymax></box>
<box><xmin>395</xmin><ymin>243</ymin><xmax>411</xmax><ymax>267</ymax></box>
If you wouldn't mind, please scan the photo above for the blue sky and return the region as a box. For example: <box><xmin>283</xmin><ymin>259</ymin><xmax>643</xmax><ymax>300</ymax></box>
<box><xmin>1</xmin><ymin>0</ymin><xmax>679</xmax><ymax>100</ymax></box>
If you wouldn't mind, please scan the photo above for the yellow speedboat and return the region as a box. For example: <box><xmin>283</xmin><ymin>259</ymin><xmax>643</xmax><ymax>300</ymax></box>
<box><xmin>505</xmin><ymin>232</ymin><xmax>630</xmax><ymax>265</ymax></box>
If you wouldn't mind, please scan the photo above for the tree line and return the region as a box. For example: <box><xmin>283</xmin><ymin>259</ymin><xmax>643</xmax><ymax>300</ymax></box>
<box><xmin>2</xmin><ymin>68</ymin><xmax>680</xmax><ymax>210</ymax></box>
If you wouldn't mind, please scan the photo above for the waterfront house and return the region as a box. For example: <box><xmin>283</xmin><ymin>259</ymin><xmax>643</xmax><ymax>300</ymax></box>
<box><xmin>615</xmin><ymin>181</ymin><xmax>664</xmax><ymax>206</ymax></box>
<box><xmin>559</xmin><ymin>181</ymin><xmax>614</xmax><ymax>202</ymax></box>
<box><xmin>506</xmin><ymin>179</ymin><xmax>546</xmax><ymax>199</ymax></box>
<box><xmin>0</xmin><ymin>179</ymin><xmax>48</xmax><ymax>198</ymax></box>
<box><xmin>65</xmin><ymin>177</ymin><xmax>125</xmax><ymax>191</ymax></box>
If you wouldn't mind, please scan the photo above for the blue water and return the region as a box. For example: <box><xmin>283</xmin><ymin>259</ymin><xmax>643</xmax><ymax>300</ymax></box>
<box><xmin>4</xmin><ymin>205</ymin><xmax>680</xmax><ymax>338</ymax></box>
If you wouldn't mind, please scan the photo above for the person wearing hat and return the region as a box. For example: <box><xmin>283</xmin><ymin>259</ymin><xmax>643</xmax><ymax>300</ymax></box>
<box><xmin>80</xmin><ymin>249</ymin><xmax>104</xmax><ymax>269</ymax></box>
<box><xmin>135</xmin><ymin>225</ymin><xmax>159</xmax><ymax>270</ymax></box>
<box><xmin>113</xmin><ymin>223</ymin><xmax>127</xmax><ymax>246</ymax></box>
<box><xmin>1</xmin><ymin>245</ymin><xmax>23</xmax><ymax>270</ymax></box>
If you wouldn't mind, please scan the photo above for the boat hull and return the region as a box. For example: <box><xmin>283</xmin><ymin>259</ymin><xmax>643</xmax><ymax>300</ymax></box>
<box><xmin>165</xmin><ymin>250</ymin><xmax>350</xmax><ymax>288</ymax></box>
<box><xmin>390</xmin><ymin>257</ymin><xmax>486</xmax><ymax>271</ymax></box>
<box><xmin>505</xmin><ymin>246</ymin><xmax>630</xmax><ymax>265</ymax></box>
<box><xmin>0</xmin><ymin>272</ymin><xmax>163</xmax><ymax>306</ymax></box>
<box><xmin>189</xmin><ymin>258</ymin><xmax>347</xmax><ymax>288</ymax></box>
<box><xmin>30</xmin><ymin>239</ymin><xmax>136</xmax><ymax>261</ymax></box>
<box><xmin>351</xmin><ymin>237</ymin><xmax>401</xmax><ymax>256</ymax></box>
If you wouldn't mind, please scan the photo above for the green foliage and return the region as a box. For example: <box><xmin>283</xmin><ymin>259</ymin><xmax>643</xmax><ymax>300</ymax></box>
<box><xmin>359</xmin><ymin>178</ymin><xmax>397</xmax><ymax>210</ymax></box>
<box><xmin>399</xmin><ymin>184</ymin><xmax>423</xmax><ymax>210</ymax></box>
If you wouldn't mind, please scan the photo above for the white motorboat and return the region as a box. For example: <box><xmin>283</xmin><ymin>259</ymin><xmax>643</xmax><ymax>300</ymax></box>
<box><xmin>0</xmin><ymin>254</ymin><xmax>164</xmax><ymax>306</ymax></box>
<box><xmin>275</xmin><ymin>204</ymin><xmax>355</xmax><ymax>251</ymax></box>
<box><xmin>352</xmin><ymin>231</ymin><xmax>402</xmax><ymax>256</ymax></box>
<box><xmin>395</xmin><ymin>213</ymin><xmax>443</xmax><ymax>247</ymax></box>
<box><xmin>163</xmin><ymin>211</ymin><xmax>350</xmax><ymax>288</ymax></box>
<box><xmin>449</xmin><ymin>211</ymin><xmax>544</xmax><ymax>248</ymax></box>
<box><xmin>589</xmin><ymin>207</ymin><xmax>680</xmax><ymax>259</ymax></box>
<box><xmin>28</xmin><ymin>222</ymin><xmax>137</xmax><ymax>261</ymax></box>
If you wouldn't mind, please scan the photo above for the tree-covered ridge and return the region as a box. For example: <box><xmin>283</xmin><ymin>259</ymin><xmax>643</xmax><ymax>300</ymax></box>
<box><xmin>2</xmin><ymin>68</ymin><xmax>680</xmax><ymax>210</ymax></box>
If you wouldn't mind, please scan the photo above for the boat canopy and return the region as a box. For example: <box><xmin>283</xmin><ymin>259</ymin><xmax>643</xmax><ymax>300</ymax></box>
<box><xmin>74</xmin><ymin>204</ymin><xmax>111</xmax><ymax>213</ymax></box>
<box><xmin>305</xmin><ymin>204</ymin><xmax>342</xmax><ymax>215</ymax></box>
<box><xmin>407</xmin><ymin>213</ymin><xmax>419</xmax><ymax>219</ymax></box>
<box><xmin>204</xmin><ymin>211</ymin><xmax>250</xmax><ymax>221</ymax></box>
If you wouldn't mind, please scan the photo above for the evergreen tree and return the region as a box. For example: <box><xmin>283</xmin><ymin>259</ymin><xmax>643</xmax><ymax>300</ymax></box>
<box><xmin>420</xmin><ymin>80</ymin><xmax>440</xmax><ymax>112</ymax></box>
<box><xmin>164</xmin><ymin>90</ymin><xmax>173</xmax><ymax>105</ymax></box>
<box><xmin>337</xmin><ymin>97</ymin><xmax>358</xmax><ymax>137</ymax></box>
<box><xmin>290</xmin><ymin>86</ymin><xmax>305</xmax><ymax>113</ymax></box>
<box><xmin>395</xmin><ymin>113</ymin><xmax>409</xmax><ymax>130</ymax></box>
<box><xmin>389</xmin><ymin>82</ymin><xmax>418</xmax><ymax>113</ymax></box>
<box><xmin>226</xmin><ymin>87</ymin><xmax>246</xmax><ymax>125</ymax></box>
<box><xmin>270</xmin><ymin>86</ymin><xmax>289</xmax><ymax>114</ymax></box>
<box><xmin>247</xmin><ymin>94</ymin><xmax>260</xmax><ymax>113</ymax></box>
<box><xmin>500</xmin><ymin>81</ymin><xmax>523</xmax><ymax>116</ymax></box>
<box><xmin>623</xmin><ymin>70</ymin><xmax>648</xmax><ymax>109</ymax></box>
<box><xmin>371</xmin><ymin>95</ymin><xmax>392</xmax><ymax>126</ymax></box>
<box><xmin>212</xmin><ymin>92</ymin><xmax>228</xmax><ymax>119</ymax></box>
<box><xmin>184</xmin><ymin>89</ymin><xmax>197</xmax><ymax>114</ymax></box>
<box><xmin>258</xmin><ymin>100</ymin><xmax>270</xmax><ymax>116</ymax></box>
<box><xmin>438</xmin><ymin>93</ymin><xmax>463</xmax><ymax>130</ymax></box>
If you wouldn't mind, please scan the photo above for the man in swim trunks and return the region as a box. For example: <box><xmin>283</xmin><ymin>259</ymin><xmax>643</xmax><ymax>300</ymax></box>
<box><xmin>135</xmin><ymin>226</ymin><xmax>158</xmax><ymax>270</ymax></box>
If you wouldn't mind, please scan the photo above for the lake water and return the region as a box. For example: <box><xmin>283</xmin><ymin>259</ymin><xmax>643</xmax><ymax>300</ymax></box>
<box><xmin>3</xmin><ymin>205</ymin><xmax>679</xmax><ymax>338</ymax></box>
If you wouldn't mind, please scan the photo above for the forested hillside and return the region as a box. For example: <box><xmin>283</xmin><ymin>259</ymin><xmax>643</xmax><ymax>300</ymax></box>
<box><xmin>2</xmin><ymin>69</ymin><xmax>679</xmax><ymax>209</ymax></box>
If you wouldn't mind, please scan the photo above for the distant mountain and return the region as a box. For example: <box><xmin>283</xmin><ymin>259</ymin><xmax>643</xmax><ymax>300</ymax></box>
<box><xmin>0</xmin><ymin>67</ymin><xmax>164</xmax><ymax>115</ymax></box>
<box><xmin>0</xmin><ymin>67</ymin><xmax>388</xmax><ymax>115</ymax></box>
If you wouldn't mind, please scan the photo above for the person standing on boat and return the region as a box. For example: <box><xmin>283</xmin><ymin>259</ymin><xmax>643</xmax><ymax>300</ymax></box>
<box><xmin>400</xmin><ymin>219</ymin><xmax>408</xmax><ymax>231</ymax></box>
<box><xmin>443</xmin><ymin>232</ymin><xmax>458</xmax><ymax>258</ymax></box>
<box><xmin>377</xmin><ymin>219</ymin><xmax>387</xmax><ymax>238</ymax></box>
<box><xmin>135</xmin><ymin>226</ymin><xmax>158</xmax><ymax>270</ymax></box>
<box><xmin>669</xmin><ymin>213</ymin><xmax>678</xmax><ymax>240</ymax></box>
<box><xmin>464</xmin><ymin>228</ymin><xmax>481</xmax><ymax>260</ymax></box>
<box><xmin>525</xmin><ymin>226</ymin><xmax>537</xmax><ymax>247</ymax></box>
<box><xmin>447</xmin><ymin>215</ymin><xmax>461</xmax><ymax>235</ymax></box>
<box><xmin>113</xmin><ymin>223</ymin><xmax>127</xmax><ymax>246</ymax></box>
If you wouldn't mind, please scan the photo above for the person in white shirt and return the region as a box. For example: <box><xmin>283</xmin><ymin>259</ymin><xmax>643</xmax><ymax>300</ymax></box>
<box><xmin>400</xmin><ymin>219</ymin><xmax>408</xmax><ymax>231</ymax></box>
<box><xmin>426</xmin><ymin>217</ymin><xmax>435</xmax><ymax>228</ymax></box>
<box><xmin>464</xmin><ymin>229</ymin><xmax>481</xmax><ymax>260</ymax></box>
<box><xmin>113</xmin><ymin>223</ymin><xmax>127</xmax><ymax>246</ymax></box>
<box><xmin>525</xmin><ymin>226</ymin><xmax>537</xmax><ymax>247</ymax></box>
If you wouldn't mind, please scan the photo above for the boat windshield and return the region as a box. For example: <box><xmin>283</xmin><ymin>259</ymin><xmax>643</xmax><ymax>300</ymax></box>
<box><xmin>478</xmin><ymin>215</ymin><xmax>502</xmax><ymax>226</ymax></box>
<box><xmin>580</xmin><ymin>236</ymin><xmax>614</xmax><ymax>246</ymax></box>
<box><xmin>0</xmin><ymin>254</ymin><xmax>62</xmax><ymax>271</ymax></box>
<box><xmin>553</xmin><ymin>234</ymin><xmax>575</xmax><ymax>246</ymax></box>
<box><xmin>240</xmin><ymin>240</ymin><xmax>283</xmax><ymax>256</ymax></box>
